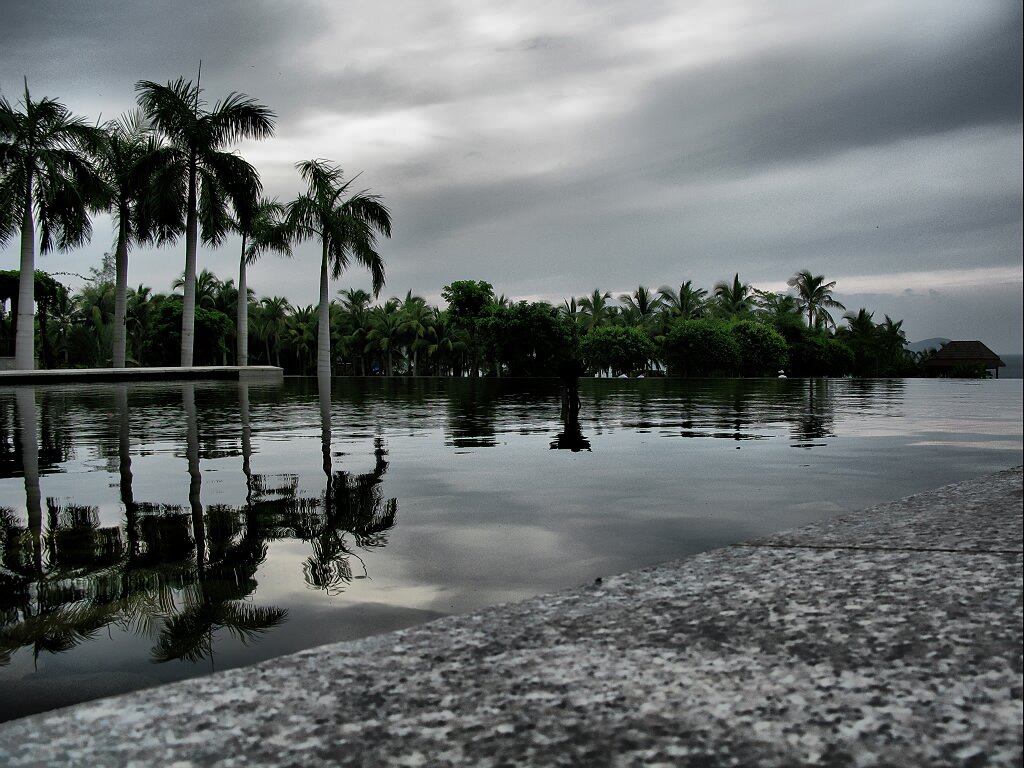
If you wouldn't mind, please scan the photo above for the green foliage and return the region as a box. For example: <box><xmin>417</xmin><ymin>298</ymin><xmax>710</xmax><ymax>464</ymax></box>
<box><xmin>142</xmin><ymin>296</ymin><xmax>232</xmax><ymax>366</ymax></box>
<box><xmin>729</xmin><ymin>320</ymin><xmax>789</xmax><ymax>376</ymax></box>
<box><xmin>662</xmin><ymin>319</ymin><xmax>740</xmax><ymax>376</ymax></box>
<box><xmin>787</xmin><ymin>329</ymin><xmax>854</xmax><ymax>377</ymax></box>
<box><xmin>480</xmin><ymin>301</ymin><xmax>574</xmax><ymax>376</ymax></box>
<box><xmin>580</xmin><ymin>325</ymin><xmax>654</xmax><ymax>376</ymax></box>
<box><xmin>441</xmin><ymin>280</ymin><xmax>494</xmax><ymax>325</ymax></box>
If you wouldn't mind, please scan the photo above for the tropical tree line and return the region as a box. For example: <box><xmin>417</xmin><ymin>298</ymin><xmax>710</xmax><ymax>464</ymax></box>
<box><xmin>1</xmin><ymin>264</ymin><xmax>927</xmax><ymax>377</ymax></box>
<box><xmin>1</xmin><ymin>75</ymin><xmax>389</xmax><ymax>376</ymax></box>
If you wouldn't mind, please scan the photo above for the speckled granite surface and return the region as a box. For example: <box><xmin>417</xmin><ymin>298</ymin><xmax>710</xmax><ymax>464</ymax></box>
<box><xmin>0</xmin><ymin>466</ymin><xmax>1020</xmax><ymax>767</ymax></box>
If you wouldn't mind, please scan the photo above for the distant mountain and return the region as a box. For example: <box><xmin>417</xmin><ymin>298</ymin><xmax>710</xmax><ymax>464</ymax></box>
<box><xmin>907</xmin><ymin>337</ymin><xmax>950</xmax><ymax>353</ymax></box>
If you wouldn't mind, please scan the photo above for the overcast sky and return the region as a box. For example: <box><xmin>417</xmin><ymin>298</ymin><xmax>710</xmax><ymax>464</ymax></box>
<box><xmin>2</xmin><ymin>0</ymin><xmax>1021</xmax><ymax>351</ymax></box>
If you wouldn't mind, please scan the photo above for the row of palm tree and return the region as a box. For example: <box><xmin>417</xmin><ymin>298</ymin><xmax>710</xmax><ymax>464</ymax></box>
<box><xmin>560</xmin><ymin>271</ymin><xmax>844</xmax><ymax>334</ymax></box>
<box><xmin>1</xmin><ymin>76</ymin><xmax>391</xmax><ymax>376</ymax></box>
<box><xmin>20</xmin><ymin>259</ymin><xmax>902</xmax><ymax>377</ymax></box>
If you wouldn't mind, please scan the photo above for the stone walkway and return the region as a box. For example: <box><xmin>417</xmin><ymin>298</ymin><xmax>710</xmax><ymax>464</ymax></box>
<box><xmin>1</xmin><ymin>467</ymin><xmax>1020</xmax><ymax>767</ymax></box>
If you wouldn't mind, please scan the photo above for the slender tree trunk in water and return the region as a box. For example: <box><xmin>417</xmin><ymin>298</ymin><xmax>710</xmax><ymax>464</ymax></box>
<box><xmin>316</xmin><ymin>244</ymin><xmax>331</xmax><ymax>378</ymax></box>
<box><xmin>115</xmin><ymin>384</ymin><xmax>141</xmax><ymax>562</ymax></box>
<box><xmin>184</xmin><ymin>383</ymin><xmax>205</xmax><ymax>573</ymax></box>
<box><xmin>239</xmin><ymin>381</ymin><xmax>253</xmax><ymax>505</ymax></box>
<box><xmin>180</xmin><ymin>159</ymin><xmax>199</xmax><ymax>367</ymax></box>
<box><xmin>237</xmin><ymin>237</ymin><xmax>248</xmax><ymax>366</ymax></box>
<box><xmin>318</xmin><ymin>372</ymin><xmax>332</xmax><ymax>503</ymax></box>
<box><xmin>112</xmin><ymin>216</ymin><xmax>130</xmax><ymax>367</ymax></box>
<box><xmin>15</xmin><ymin>189</ymin><xmax>36</xmax><ymax>370</ymax></box>
<box><xmin>16</xmin><ymin>388</ymin><xmax>42</xmax><ymax>573</ymax></box>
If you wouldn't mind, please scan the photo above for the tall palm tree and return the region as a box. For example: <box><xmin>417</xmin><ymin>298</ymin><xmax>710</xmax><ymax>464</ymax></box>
<box><xmin>787</xmin><ymin>270</ymin><xmax>846</xmax><ymax>329</ymax></box>
<box><xmin>713</xmin><ymin>273</ymin><xmax>755</xmax><ymax>317</ymax></box>
<box><xmin>235</xmin><ymin>198</ymin><xmax>291</xmax><ymax>366</ymax></box>
<box><xmin>94</xmin><ymin>111</ymin><xmax>180</xmax><ymax>367</ymax></box>
<box><xmin>658</xmin><ymin>281</ymin><xmax>707</xmax><ymax>320</ymax></box>
<box><xmin>287</xmin><ymin>159</ymin><xmax>391</xmax><ymax>379</ymax></box>
<box><xmin>0</xmin><ymin>80</ymin><xmax>106</xmax><ymax>369</ymax></box>
<box><xmin>135</xmin><ymin>75</ymin><xmax>274</xmax><ymax>366</ymax></box>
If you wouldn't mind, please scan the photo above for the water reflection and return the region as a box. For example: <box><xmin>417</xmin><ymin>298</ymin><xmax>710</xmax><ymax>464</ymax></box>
<box><xmin>550</xmin><ymin>409</ymin><xmax>591</xmax><ymax>452</ymax></box>
<box><xmin>0</xmin><ymin>376</ymin><xmax>1020</xmax><ymax>721</ymax></box>
<box><xmin>790</xmin><ymin>379</ymin><xmax>835</xmax><ymax>448</ymax></box>
<box><xmin>0</xmin><ymin>380</ymin><xmax>400</xmax><ymax>675</ymax></box>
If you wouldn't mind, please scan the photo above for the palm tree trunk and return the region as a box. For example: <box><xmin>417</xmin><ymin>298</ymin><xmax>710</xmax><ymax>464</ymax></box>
<box><xmin>237</xmin><ymin>239</ymin><xmax>248</xmax><ymax>366</ymax></box>
<box><xmin>184</xmin><ymin>383</ymin><xmax>205</xmax><ymax>573</ymax></box>
<box><xmin>15</xmin><ymin>194</ymin><xmax>36</xmax><ymax>371</ymax></box>
<box><xmin>238</xmin><ymin>381</ymin><xmax>253</xmax><ymax>504</ymax></box>
<box><xmin>15</xmin><ymin>388</ymin><xmax>42</xmax><ymax>573</ymax></box>
<box><xmin>112</xmin><ymin>220</ymin><xmax>130</xmax><ymax>367</ymax></box>
<box><xmin>116</xmin><ymin>384</ymin><xmax>140</xmax><ymax>562</ymax></box>
<box><xmin>318</xmin><ymin>371</ymin><xmax>332</xmax><ymax>486</ymax></box>
<box><xmin>180</xmin><ymin>160</ymin><xmax>199</xmax><ymax>367</ymax></box>
<box><xmin>316</xmin><ymin>243</ymin><xmax>331</xmax><ymax>378</ymax></box>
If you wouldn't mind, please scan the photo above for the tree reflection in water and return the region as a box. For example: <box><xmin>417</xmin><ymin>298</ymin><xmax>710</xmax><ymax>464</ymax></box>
<box><xmin>302</xmin><ymin>373</ymin><xmax>398</xmax><ymax>594</ymax></box>
<box><xmin>0</xmin><ymin>382</ymin><xmax>398</xmax><ymax>670</ymax></box>
<box><xmin>550</xmin><ymin>400</ymin><xmax>591</xmax><ymax>452</ymax></box>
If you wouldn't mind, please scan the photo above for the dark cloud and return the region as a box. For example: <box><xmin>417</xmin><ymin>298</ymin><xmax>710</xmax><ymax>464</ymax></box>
<box><xmin>622</xmin><ymin>3</ymin><xmax>1022</xmax><ymax>179</ymax></box>
<box><xmin>0</xmin><ymin>0</ymin><xmax>312</xmax><ymax>116</ymax></box>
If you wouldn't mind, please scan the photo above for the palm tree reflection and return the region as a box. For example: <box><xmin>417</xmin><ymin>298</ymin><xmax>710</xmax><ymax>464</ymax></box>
<box><xmin>790</xmin><ymin>379</ymin><xmax>834</xmax><ymax>448</ymax></box>
<box><xmin>550</xmin><ymin>408</ymin><xmax>591</xmax><ymax>452</ymax></box>
<box><xmin>308</xmin><ymin>374</ymin><xmax>397</xmax><ymax>593</ymax></box>
<box><xmin>0</xmin><ymin>381</ymin><xmax>400</xmax><ymax>677</ymax></box>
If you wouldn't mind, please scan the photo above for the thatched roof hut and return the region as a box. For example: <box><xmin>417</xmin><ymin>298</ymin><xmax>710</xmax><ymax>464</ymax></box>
<box><xmin>923</xmin><ymin>341</ymin><xmax>1006</xmax><ymax>378</ymax></box>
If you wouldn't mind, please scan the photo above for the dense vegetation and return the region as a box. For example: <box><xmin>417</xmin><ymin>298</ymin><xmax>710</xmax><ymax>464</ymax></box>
<box><xmin>0</xmin><ymin>266</ymin><xmax>927</xmax><ymax>377</ymax></box>
<box><xmin>2</xmin><ymin>78</ymin><xmax>927</xmax><ymax>378</ymax></box>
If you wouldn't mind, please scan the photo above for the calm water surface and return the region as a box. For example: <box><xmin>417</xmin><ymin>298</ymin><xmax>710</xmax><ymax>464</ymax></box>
<box><xmin>1</xmin><ymin>376</ymin><xmax>1021</xmax><ymax>721</ymax></box>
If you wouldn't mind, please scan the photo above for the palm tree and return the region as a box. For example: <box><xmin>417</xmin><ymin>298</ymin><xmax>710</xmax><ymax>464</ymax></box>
<box><xmin>397</xmin><ymin>291</ymin><xmax>434</xmax><ymax>377</ymax></box>
<box><xmin>287</xmin><ymin>159</ymin><xmax>391</xmax><ymax>378</ymax></box>
<box><xmin>235</xmin><ymin>198</ymin><xmax>291</xmax><ymax>366</ymax></box>
<box><xmin>126</xmin><ymin>284</ymin><xmax>153</xmax><ymax>364</ymax></box>
<box><xmin>338</xmin><ymin>288</ymin><xmax>373</xmax><ymax>375</ymax></box>
<box><xmin>173</xmin><ymin>268</ymin><xmax>222</xmax><ymax>310</ymax></box>
<box><xmin>0</xmin><ymin>79</ymin><xmax>106</xmax><ymax>369</ymax></box>
<box><xmin>578</xmin><ymin>289</ymin><xmax>612</xmax><ymax>332</ymax></box>
<box><xmin>254</xmin><ymin>295</ymin><xmax>291</xmax><ymax>366</ymax></box>
<box><xmin>135</xmin><ymin>75</ymin><xmax>274</xmax><ymax>366</ymax></box>
<box><xmin>366</xmin><ymin>299</ymin><xmax>403</xmax><ymax>376</ymax></box>
<box><xmin>618</xmin><ymin>286</ymin><xmax>663</xmax><ymax>329</ymax></box>
<box><xmin>841</xmin><ymin>308</ymin><xmax>878</xmax><ymax>376</ymax></box>
<box><xmin>284</xmin><ymin>304</ymin><xmax>317</xmax><ymax>374</ymax></box>
<box><xmin>713</xmin><ymin>273</ymin><xmax>755</xmax><ymax>317</ymax></box>
<box><xmin>787</xmin><ymin>270</ymin><xmax>846</xmax><ymax>329</ymax></box>
<box><xmin>754</xmin><ymin>290</ymin><xmax>804</xmax><ymax>334</ymax></box>
<box><xmin>658</xmin><ymin>281</ymin><xmax>707</xmax><ymax>320</ymax></box>
<box><xmin>94</xmin><ymin>111</ymin><xmax>179</xmax><ymax>367</ymax></box>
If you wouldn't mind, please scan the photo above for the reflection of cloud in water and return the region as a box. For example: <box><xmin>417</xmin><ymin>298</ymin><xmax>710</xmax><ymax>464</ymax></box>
<box><xmin>908</xmin><ymin>440</ymin><xmax>1023</xmax><ymax>450</ymax></box>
